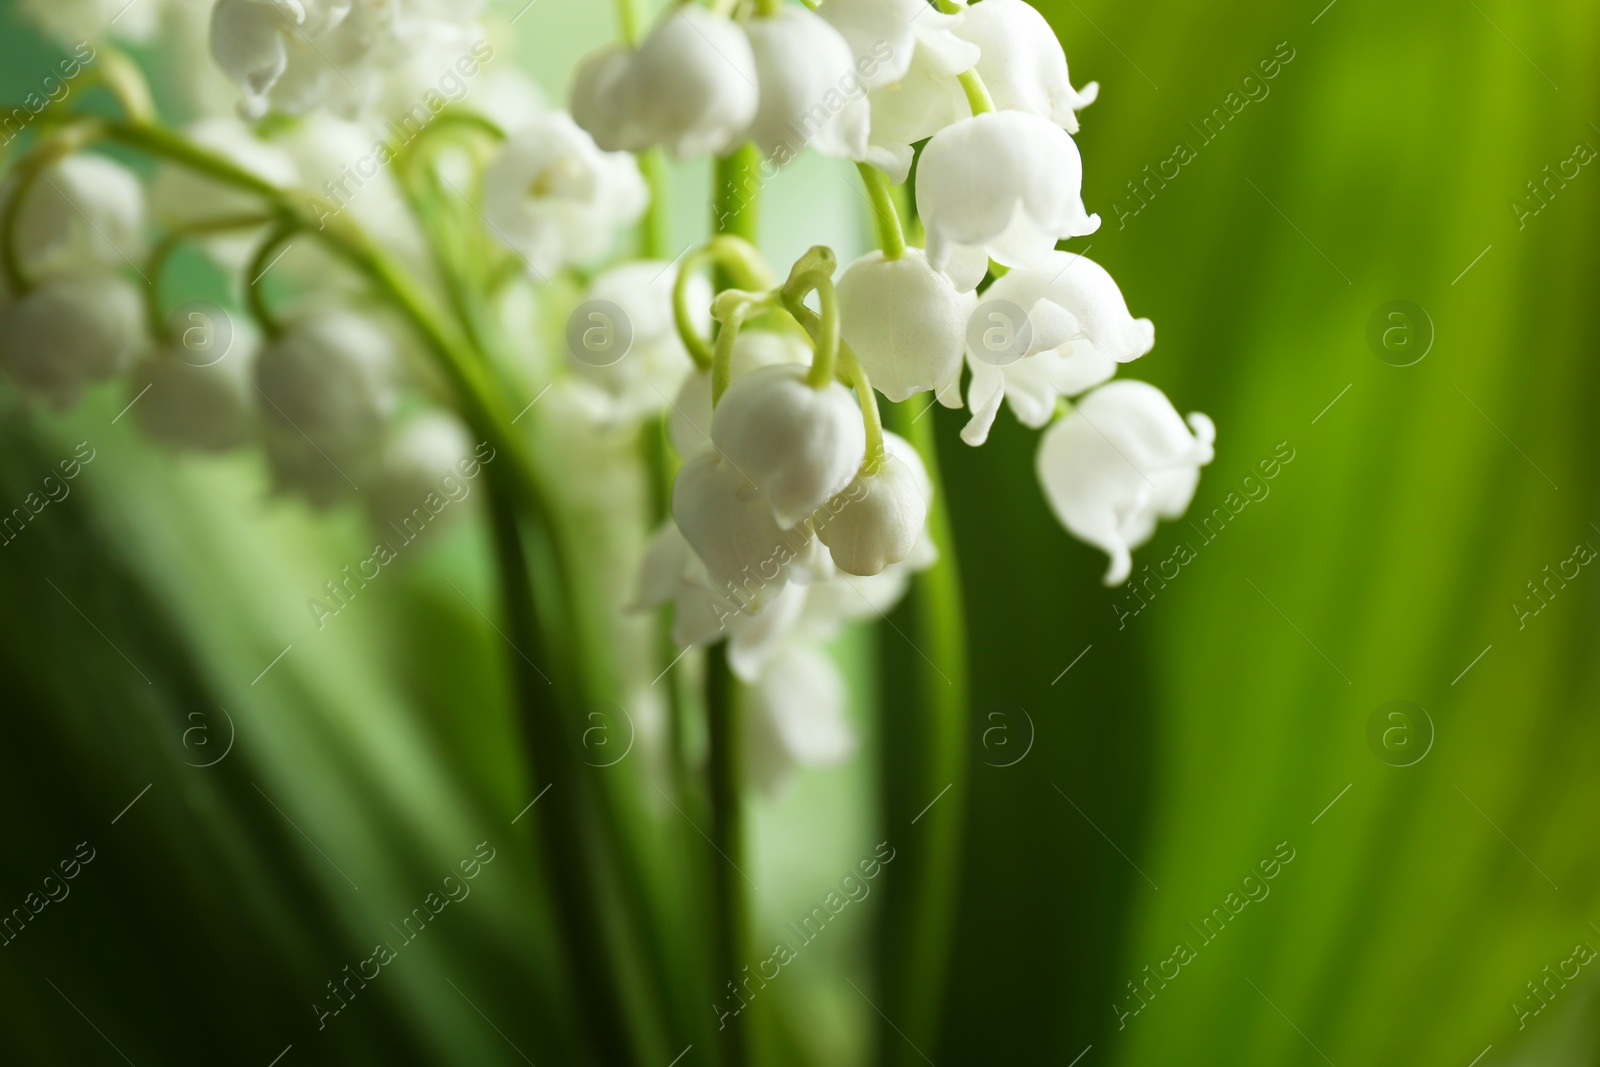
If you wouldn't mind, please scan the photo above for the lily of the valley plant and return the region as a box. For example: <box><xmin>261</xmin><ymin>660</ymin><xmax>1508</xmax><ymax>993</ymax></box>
<box><xmin>0</xmin><ymin>0</ymin><xmax>1212</xmax><ymax>1062</ymax></box>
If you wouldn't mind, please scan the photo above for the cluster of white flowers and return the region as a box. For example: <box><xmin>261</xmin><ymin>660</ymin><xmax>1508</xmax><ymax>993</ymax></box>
<box><xmin>0</xmin><ymin>0</ymin><xmax>1215</xmax><ymax>793</ymax></box>
<box><xmin>564</xmin><ymin>0</ymin><xmax>1214</xmax><ymax>783</ymax></box>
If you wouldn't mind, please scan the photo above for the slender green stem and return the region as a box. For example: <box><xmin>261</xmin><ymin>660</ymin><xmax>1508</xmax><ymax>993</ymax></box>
<box><xmin>958</xmin><ymin>69</ymin><xmax>996</xmax><ymax>115</ymax></box>
<box><xmin>802</xmin><ymin>271</ymin><xmax>839</xmax><ymax>389</ymax></box>
<box><xmin>242</xmin><ymin>221</ymin><xmax>297</xmax><ymax>338</ymax></box>
<box><xmin>484</xmin><ymin>483</ymin><xmax>643</xmax><ymax>1067</ymax></box>
<box><xmin>753</xmin><ymin>0</ymin><xmax>784</xmax><ymax>17</ymax></box>
<box><xmin>637</xmin><ymin>148</ymin><xmax>669</xmax><ymax>260</ymax></box>
<box><xmin>877</xmin><ymin>400</ymin><xmax>969</xmax><ymax>1067</ymax></box>
<box><xmin>856</xmin><ymin>162</ymin><xmax>906</xmax><ymax>259</ymax></box>
<box><xmin>713</xmin><ymin>142</ymin><xmax>761</xmax><ymax>245</ymax></box>
<box><xmin>674</xmin><ymin>237</ymin><xmax>774</xmax><ymax>369</ymax></box>
<box><xmin>0</xmin><ymin>119</ymin><xmax>100</xmax><ymax>293</ymax></box>
<box><xmin>710</xmin><ymin>291</ymin><xmax>766</xmax><ymax>407</ymax></box>
<box><xmin>705</xmin><ymin>642</ymin><xmax>750</xmax><ymax>1067</ymax></box>
<box><xmin>392</xmin><ymin>109</ymin><xmax>506</xmax><ymax>179</ymax></box>
<box><xmin>840</xmin><ymin>348</ymin><xmax>885</xmax><ymax>462</ymax></box>
<box><xmin>145</xmin><ymin>212</ymin><xmax>277</xmax><ymax>340</ymax></box>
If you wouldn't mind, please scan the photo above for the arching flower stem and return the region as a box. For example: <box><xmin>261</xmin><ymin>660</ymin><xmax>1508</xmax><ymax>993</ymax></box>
<box><xmin>673</xmin><ymin>235</ymin><xmax>773</xmax><ymax>368</ymax></box>
<box><xmin>856</xmin><ymin>162</ymin><xmax>907</xmax><ymax>259</ymax></box>
<box><xmin>710</xmin><ymin>289</ymin><xmax>772</xmax><ymax>406</ymax></box>
<box><xmin>959</xmin><ymin>68</ymin><xmax>996</xmax><ymax>115</ymax></box>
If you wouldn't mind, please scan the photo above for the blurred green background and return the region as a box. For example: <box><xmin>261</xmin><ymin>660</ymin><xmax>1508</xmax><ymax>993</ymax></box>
<box><xmin>1</xmin><ymin>0</ymin><xmax>1598</xmax><ymax>1064</ymax></box>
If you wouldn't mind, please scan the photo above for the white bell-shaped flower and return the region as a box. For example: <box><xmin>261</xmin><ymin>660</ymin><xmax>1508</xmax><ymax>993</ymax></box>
<box><xmin>817</xmin><ymin>0</ymin><xmax>976</xmax><ymax>89</ymax></box>
<box><xmin>744</xmin><ymin>6</ymin><xmax>870</xmax><ymax>161</ymax></box>
<box><xmin>955</xmin><ymin>0</ymin><xmax>1098</xmax><ymax>133</ymax></box>
<box><xmin>917</xmin><ymin>110</ymin><xmax>1099</xmax><ymax>291</ymax></box>
<box><xmin>711</xmin><ymin>363</ymin><xmax>866</xmax><ymax>528</ymax></box>
<box><xmin>744</xmin><ymin>641</ymin><xmax>855</xmax><ymax>796</ymax></box>
<box><xmin>837</xmin><ymin>247</ymin><xmax>975</xmax><ymax>402</ymax></box>
<box><xmin>1035</xmin><ymin>380</ymin><xmax>1215</xmax><ymax>586</ymax></box>
<box><xmin>818</xmin><ymin>0</ymin><xmax>980</xmax><ymax>182</ymax></box>
<box><xmin>962</xmin><ymin>251</ymin><xmax>1155</xmax><ymax>445</ymax></box>
<box><xmin>366</xmin><ymin>412</ymin><xmax>474</xmax><ymax>534</ymax></box>
<box><xmin>668</xmin><ymin>329</ymin><xmax>810</xmax><ymax>456</ymax></box>
<box><xmin>129</xmin><ymin>322</ymin><xmax>258</xmax><ymax>452</ymax></box>
<box><xmin>253</xmin><ymin>308</ymin><xmax>399</xmax><ymax>455</ymax></box>
<box><xmin>571</xmin><ymin>260</ymin><xmax>707</xmax><ymax>423</ymax></box>
<box><xmin>671</xmin><ymin>450</ymin><xmax>811</xmax><ymax>609</ymax></box>
<box><xmin>150</xmin><ymin>118</ymin><xmax>298</xmax><ymax>268</ymax></box>
<box><xmin>482</xmin><ymin>113</ymin><xmax>647</xmax><ymax>279</ymax></box>
<box><xmin>11</xmin><ymin>154</ymin><xmax>144</xmax><ymax>276</ymax></box>
<box><xmin>0</xmin><ymin>271</ymin><xmax>143</xmax><ymax>410</ymax></box>
<box><xmin>634</xmin><ymin>519</ymin><xmax>742</xmax><ymax>648</ymax></box>
<box><xmin>210</xmin><ymin>0</ymin><xmax>356</xmax><ymax>118</ymax></box>
<box><xmin>570</xmin><ymin>6</ymin><xmax>758</xmax><ymax>159</ymax></box>
<box><xmin>816</xmin><ymin>431</ymin><xmax>930</xmax><ymax>576</ymax></box>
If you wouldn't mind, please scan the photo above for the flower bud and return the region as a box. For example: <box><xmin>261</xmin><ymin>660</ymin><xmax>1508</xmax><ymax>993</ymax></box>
<box><xmin>482</xmin><ymin>113</ymin><xmax>647</xmax><ymax>278</ymax></box>
<box><xmin>711</xmin><ymin>363</ymin><xmax>866</xmax><ymax>528</ymax></box>
<box><xmin>668</xmin><ymin>329</ymin><xmax>811</xmax><ymax>456</ymax></box>
<box><xmin>253</xmin><ymin>308</ymin><xmax>399</xmax><ymax>455</ymax></box>
<box><xmin>837</xmin><ymin>248</ymin><xmax>975</xmax><ymax>402</ymax></box>
<box><xmin>816</xmin><ymin>432</ymin><xmax>930</xmax><ymax>576</ymax></box>
<box><xmin>0</xmin><ymin>271</ymin><xmax>143</xmax><ymax>410</ymax></box>
<box><xmin>130</xmin><ymin>325</ymin><xmax>258</xmax><ymax>452</ymax></box>
<box><xmin>12</xmin><ymin>154</ymin><xmax>144</xmax><ymax>276</ymax></box>
<box><xmin>672</xmin><ymin>450</ymin><xmax>811</xmax><ymax>609</ymax></box>
<box><xmin>572</xmin><ymin>6</ymin><xmax>759</xmax><ymax>159</ymax></box>
<box><xmin>917</xmin><ymin>111</ymin><xmax>1100</xmax><ymax>291</ymax></box>
<box><xmin>366</xmin><ymin>413</ymin><xmax>474</xmax><ymax>534</ymax></box>
<box><xmin>744</xmin><ymin>7</ymin><xmax>870</xmax><ymax>161</ymax></box>
<box><xmin>955</xmin><ymin>0</ymin><xmax>1098</xmax><ymax>133</ymax></box>
<box><xmin>1035</xmin><ymin>380</ymin><xmax>1215</xmax><ymax>585</ymax></box>
<box><xmin>744</xmin><ymin>641</ymin><xmax>855</xmax><ymax>796</ymax></box>
<box><xmin>573</xmin><ymin>260</ymin><xmax>706</xmax><ymax>422</ymax></box>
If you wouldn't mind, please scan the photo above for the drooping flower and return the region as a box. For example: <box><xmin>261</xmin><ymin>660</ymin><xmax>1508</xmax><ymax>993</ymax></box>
<box><xmin>0</xmin><ymin>271</ymin><xmax>144</xmax><ymax>410</ymax></box>
<box><xmin>481</xmin><ymin>113</ymin><xmax>647</xmax><ymax>279</ymax></box>
<box><xmin>208</xmin><ymin>0</ymin><xmax>482</xmax><ymax>118</ymax></box>
<box><xmin>743</xmin><ymin>6</ymin><xmax>870</xmax><ymax>162</ymax></box>
<box><xmin>818</xmin><ymin>0</ymin><xmax>980</xmax><ymax>182</ymax></box>
<box><xmin>365</xmin><ymin>412</ymin><xmax>474</xmax><ymax>533</ymax></box>
<box><xmin>253</xmin><ymin>308</ymin><xmax>400</xmax><ymax>459</ymax></box>
<box><xmin>1035</xmin><ymin>380</ymin><xmax>1215</xmax><ymax>585</ymax></box>
<box><xmin>954</xmin><ymin>0</ymin><xmax>1098</xmax><ymax>133</ymax></box>
<box><xmin>668</xmin><ymin>328</ymin><xmax>810</xmax><ymax>457</ymax></box>
<box><xmin>711</xmin><ymin>363</ymin><xmax>866</xmax><ymax>528</ymax></box>
<box><xmin>962</xmin><ymin>251</ymin><xmax>1155</xmax><ymax>445</ymax></box>
<box><xmin>836</xmin><ymin>247</ymin><xmax>975</xmax><ymax>403</ymax></box>
<box><xmin>917</xmin><ymin>110</ymin><xmax>1099</xmax><ymax>291</ymax></box>
<box><xmin>671</xmin><ymin>449</ymin><xmax>813</xmax><ymax>609</ymax></box>
<box><xmin>570</xmin><ymin>6</ymin><xmax>759</xmax><ymax>159</ymax></box>
<box><xmin>129</xmin><ymin>323</ymin><xmax>258</xmax><ymax>452</ymax></box>
<box><xmin>744</xmin><ymin>641</ymin><xmax>856</xmax><ymax>796</ymax></box>
<box><xmin>10</xmin><ymin>154</ymin><xmax>145</xmax><ymax>276</ymax></box>
<box><xmin>570</xmin><ymin>260</ymin><xmax>707</xmax><ymax>423</ymax></box>
<box><xmin>816</xmin><ymin>431</ymin><xmax>930</xmax><ymax>576</ymax></box>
